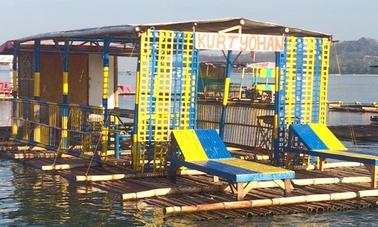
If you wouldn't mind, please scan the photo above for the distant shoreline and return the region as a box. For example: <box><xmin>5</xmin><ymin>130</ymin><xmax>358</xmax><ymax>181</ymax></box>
<box><xmin>330</xmin><ymin>74</ymin><xmax>378</xmax><ymax>76</ymax></box>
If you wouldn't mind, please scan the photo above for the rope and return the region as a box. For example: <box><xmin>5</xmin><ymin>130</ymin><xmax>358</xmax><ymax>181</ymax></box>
<box><xmin>84</xmin><ymin>132</ymin><xmax>102</xmax><ymax>177</ymax></box>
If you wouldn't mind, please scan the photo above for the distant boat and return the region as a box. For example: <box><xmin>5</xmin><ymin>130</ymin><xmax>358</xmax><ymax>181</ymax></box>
<box><xmin>371</xmin><ymin>115</ymin><xmax>378</xmax><ymax>124</ymax></box>
<box><xmin>117</xmin><ymin>84</ymin><xmax>135</xmax><ymax>95</ymax></box>
<box><xmin>0</xmin><ymin>82</ymin><xmax>12</xmax><ymax>99</ymax></box>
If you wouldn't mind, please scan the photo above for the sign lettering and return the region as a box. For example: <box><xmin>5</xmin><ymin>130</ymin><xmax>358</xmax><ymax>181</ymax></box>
<box><xmin>194</xmin><ymin>32</ymin><xmax>284</xmax><ymax>52</ymax></box>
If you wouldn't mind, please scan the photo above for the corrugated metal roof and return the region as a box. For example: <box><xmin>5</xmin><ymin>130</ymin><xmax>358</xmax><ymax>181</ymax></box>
<box><xmin>15</xmin><ymin>17</ymin><xmax>331</xmax><ymax>42</ymax></box>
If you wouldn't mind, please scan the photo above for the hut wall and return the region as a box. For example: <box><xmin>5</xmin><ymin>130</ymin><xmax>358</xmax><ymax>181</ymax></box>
<box><xmin>18</xmin><ymin>52</ymin><xmax>33</xmax><ymax>98</ymax></box>
<box><xmin>197</xmin><ymin>101</ymin><xmax>274</xmax><ymax>150</ymax></box>
<box><xmin>17</xmin><ymin>51</ymin><xmax>89</xmax><ymax>105</ymax></box>
<box><xmin>88</xmin><ymin>54</ymin><xmax>115</xmax><ymax>108</ymax></box>
<box><xmin>40</xmin><ymin>53</ymin><xmax>88</xmax><ymax>104</ymax></box>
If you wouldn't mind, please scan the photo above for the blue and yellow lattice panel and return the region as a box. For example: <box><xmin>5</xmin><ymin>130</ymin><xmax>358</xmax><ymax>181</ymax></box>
<box><xmin>133</xmin><ymin>30</ymin><xmax>199</xmax><ymax>172</ymax></box>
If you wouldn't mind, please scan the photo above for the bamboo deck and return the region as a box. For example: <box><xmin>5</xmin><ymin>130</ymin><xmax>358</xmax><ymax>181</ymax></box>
<box><xmin>1</xmin><ymin>143</ymin><xmax>378</xmax><ymax>221</ymax></box>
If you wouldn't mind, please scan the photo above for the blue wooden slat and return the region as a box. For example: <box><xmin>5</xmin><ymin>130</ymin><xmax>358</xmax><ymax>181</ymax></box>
<box><xmin>169</xmin><ymin>158</ymin><xmax>295</xmax><ymax>182</ymax></box>
<box><xmin>290</xmin><ymin>124</ymin><xmax>328</xmax><ymax>150</ymax></box>
<box><xmin>195</xmin><ymin>129</ymin><xmax>232</xmax><ymax>159</ymax></box>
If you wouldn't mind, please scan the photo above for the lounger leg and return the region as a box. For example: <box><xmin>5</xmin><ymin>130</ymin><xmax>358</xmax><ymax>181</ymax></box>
<box><xmin>317</xmin><ymin>158</ymin><xmax>325</xmax><ymax>171</ymax></box>
<box><xmin>284</xmin><ymin>179</ymin><xmax>294</xmax><ymax>196</ymax></box>
<box><xmin>167</xmin><ymin>164</ymin><xmax>179</xmax><ymax>184</ymax></box>
<box><xmin>236</xmin><ymin>183</ymin><xmax>246</xmax><ymax>201</ymax></box>
<box><xmin>371</xmin><ymin>165</ymin><xmax>377</xmax><ymax>188</ymax></box>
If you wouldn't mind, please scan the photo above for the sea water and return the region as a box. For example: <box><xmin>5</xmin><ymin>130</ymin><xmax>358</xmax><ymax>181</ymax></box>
<box><xmin>0</xmin><ymin>71</ymin><xmax>377</xmax><ymax>226</ymax></box>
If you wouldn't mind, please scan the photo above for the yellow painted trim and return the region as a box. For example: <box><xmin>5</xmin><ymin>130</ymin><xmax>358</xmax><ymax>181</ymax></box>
<box><xmin>135</xmin><ymin>70</ymin><xmax>140</xmax><ymax>105</ymax></box>
<box><xmin>172</xmin><ymin>130</ymin><xmax>208</xmax><ymax>161</ymax></box>
<box><xmin>223</xmin><ymin>77</ymin><xmax>230</xmax><ymax>106</ymax></box>
<box><xmin>11</xmin><ymin>122</ymin><xmax>18</xmax><ymax>137</ymax></box>
<box><xmin>34</xmin><ymin>126</ymin><xmax>41</xmax><ymax>143</ymax></box>
<box><xmin>274</xmin><ymin>66</ymin><xmax>279</xmax><ymax>92</ymax></box>
<box><xmin>103</xmin><ymin>66</ymin><xmax>109</xmax><ymax>99</ymax></box>
<box><xmin>63</xmin><ymin>72</ymin><xmax>68</xmax><ymax>95</ymax></box>
<box><xmin>34</xmin><ymin>72</ymin><xmax>40</xmax><ymax>97</ymax></box>
<box><xmin>101</xmin><ymin>127</ymin><xmax>109</xmax><ymax>159</ymax></box>
<box><xmin>273</xmin><ymin>114</ymin><xmax>278</xmax><ymax>139</ymax></box>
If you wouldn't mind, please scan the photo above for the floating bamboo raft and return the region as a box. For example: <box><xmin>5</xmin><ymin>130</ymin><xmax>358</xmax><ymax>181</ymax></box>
<box><xmin>328</xmin><ymin>102</ymin><xmax>378</xmax><ymax>113</ymax></box>
<box><xmin>1</xmin><ymin>142</ymin><xmax>378</xmax><ymax>221</ymax></box>
<box><xmin>329</xmin><ymin>125</ymin><xmax>378</xmax><ymax>142</ymax></box>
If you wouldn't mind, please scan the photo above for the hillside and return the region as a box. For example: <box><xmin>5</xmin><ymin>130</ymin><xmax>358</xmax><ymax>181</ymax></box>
<box><xmin>330</xmin><ymin>37</ymin><xmax>378</xmax><ymax>74</ymax></box>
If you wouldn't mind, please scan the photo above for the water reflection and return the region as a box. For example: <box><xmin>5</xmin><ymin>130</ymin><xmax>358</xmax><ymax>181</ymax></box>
<box><xmin>0</xmin><ymin>160</ymin><xmax>149</xmax><ymax>226</ymax></box>
<box><xmin>0</xmin><ymin>74</ymin><xmax>377</xmax><ymax>225</ymax></box>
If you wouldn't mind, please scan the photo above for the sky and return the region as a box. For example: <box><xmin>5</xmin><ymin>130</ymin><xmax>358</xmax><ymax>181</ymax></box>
<box><xmin>0</xmin><ymin>0</ymin><xmax>378</xmax><ymax>43</ymax></box>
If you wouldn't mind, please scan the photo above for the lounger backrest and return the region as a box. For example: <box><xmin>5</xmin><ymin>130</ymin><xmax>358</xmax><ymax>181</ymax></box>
<box><xmin>171</xmin><ymin>129</ymin><xmax>232</xmax><ymax>161</ymax></box>
<box><xmin>308</xmin><ymin>123</ymin><xmax>347</xmax><ymax>151</ymax></box>
<box><xmin>195</xmin><ymin>129</ymin><xmax>232</xmax><ymax>159</ymax></box>
<box><xmin>171</xmin><ymin>130</ymin><xmax>208</xmax><ymax>161</ymax></box>
<box><xmin>291</xmin><ymin>124</ymin><xmax>347</xmax><ymax>151</ymax></box>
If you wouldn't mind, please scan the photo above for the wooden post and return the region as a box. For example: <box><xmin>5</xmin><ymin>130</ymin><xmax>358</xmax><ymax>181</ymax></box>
<box><xmin>11</xmin><ymin>42</ymin><xmax>19</xmax><ymax>137</ymax></box>
<box><xmin>273</xmin><ymin>51</ymin><xmax>281</xmax><ymax>164</ymax></box>
<box><xmin>61</xmin><ymin>40</ymin><xmax>69</xmax><ymax>149</ymax></box>
<box><xmin>236</xmin><ymin>182</ymin><xmax>246</xmax><ymax>201</ymax></box>
<box><xmin>371</xmin><ymin>165</ymin><xmax>377</xmax><ymax>188</ymax></box>
<box><xmin>219</xmin><ymin>50</ymin><xmax>232</xmax><ymax>140</ymax></box>
<box><xmin>284</xmin><ymin>179</ymin><xmax>294</xmax><ymax>196</ymax></box>
<box><xmin>33</xmin><ymin>39</ymin><xmax>41</xmax><ymax>143</ymax></box>
<box><xmin>113</xmin><ymin>56</ymin><xmax>120</xmax><ymax>159</ymax></box>
<box><xmin>238</xmin><ymin>67</ymin><xmax>245</xmax><ymax>99</ymax></box>
<box><xmin>101</xmin><ymin>38</ymin><xmax>110</xmax><ymax>160</ymax></box>
<box><xmin>318</xmin><ymin>157</ymin><xmax>325</xmax><ymax>171</ymax></box>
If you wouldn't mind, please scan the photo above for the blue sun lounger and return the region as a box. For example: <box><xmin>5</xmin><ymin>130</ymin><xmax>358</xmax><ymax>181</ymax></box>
<box><xmin>168</xmin><ymin>129</ymin><xmax>295</xmax><ymax>200</ymax></box>
<box><xmin>289</xmin><ymin>123</ymin><xmax>378</xmax><ymax>188</ymax></box>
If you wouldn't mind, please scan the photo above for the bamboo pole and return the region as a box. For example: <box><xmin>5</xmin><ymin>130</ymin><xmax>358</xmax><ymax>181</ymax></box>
<box><xmin>122</xmin><ymin>185</ymin><xmax>227</xmax><ymax>200</ymax></box>
<box><xmin>0</xmin><ymin>146</ymin><xmax>31</xmax><ymax>151</ymax></box>
<box><xmin>164</xmin><ymin>189</ymin><xmax>378</xmax><ymax>215</ymax></box>
<box><xmin>76</xmin><ymin>186</ymin><xmax>105</xmax><ymax>194</ymax></box>
<box><xmin>41</xmin><ymin>163</ymin><xmax>97</xmax><ymax>171</ymax></box>
<box><xmin>306</xmin><ymin>162</ymin><xmax>364</xmax><ymax>170</ymax></box>
<box><xmin>10</xmin><ymin>153</ymin><xmax>72</xmax><ymax>159</ymax></box>
<box><xmin>292</xmin><ymin>176</ymin><xmax>371</xmax><ymax>186</ymax></box>
<box><xmin>75</xmin><ymin>169</ymin><xmax>206</xmax><ymax>182</ymax></box>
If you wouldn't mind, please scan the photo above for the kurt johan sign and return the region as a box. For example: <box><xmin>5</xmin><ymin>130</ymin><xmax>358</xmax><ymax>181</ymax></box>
<box><xmin>194</xmin><ymin>32</ymin><xmax>284</xmax><ymax>52</ymax></box>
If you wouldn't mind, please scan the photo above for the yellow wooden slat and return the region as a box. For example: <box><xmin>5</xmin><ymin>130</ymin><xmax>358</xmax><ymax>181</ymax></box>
<box><xmin>172</xmin><ymin>130</ymin><xmax>208</xmax><ymax>161</ymax></box>
<box><xmin>309</xmin><ymin>123</ymin><xmax>347</xmax><ymax>151</ymax></box>
<box><xmin>216</xmin><ymin>158</ymin><xmax>292</xmax><ymax>174</ymax></box>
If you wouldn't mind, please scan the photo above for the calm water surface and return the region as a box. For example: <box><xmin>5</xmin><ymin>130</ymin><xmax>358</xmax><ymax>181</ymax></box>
<box><xmin>0</xmin><ymin>72</ymin><xmax>377</xmax><ymax>226</ymax></box>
